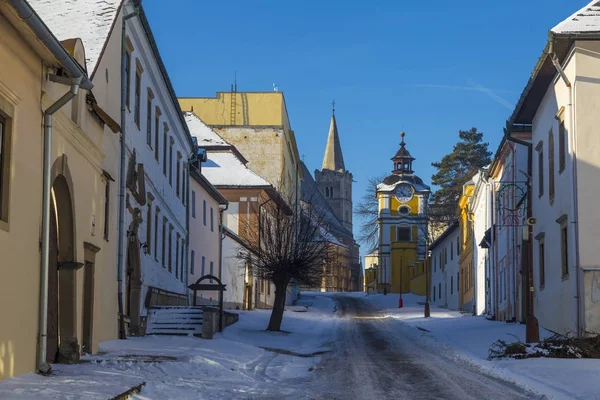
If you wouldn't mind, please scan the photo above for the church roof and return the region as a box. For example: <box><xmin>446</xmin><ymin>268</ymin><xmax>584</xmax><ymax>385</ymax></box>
<box><xmin>300</xmin><ymin>162</ymin><xmax>353</xmax><ymax>240</ymax></box>
<box><xmin>552</xmin><ymin>0</ymin><xmax>600</xmax><ymax>34</ymax></box>
<box><xmin>28</xmin><ymin>0</ymin><xmax>123</xmax><ymax>76</ymax></box>
<box><xmin>321</xmin><ymin>115</ymin><xmax>345</xmax><ymax>172</ymax></box>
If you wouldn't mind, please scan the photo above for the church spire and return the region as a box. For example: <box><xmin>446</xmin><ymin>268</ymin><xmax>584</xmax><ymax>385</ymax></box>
<box><xmin>321</xmin><ymin>102</ymin><xmax>345</xmax><ymax>172</ymax></box>
<box><xmin>392</xmin><ymin>132</ymin><xmax>415</xmax><ymax>175</ymax></box>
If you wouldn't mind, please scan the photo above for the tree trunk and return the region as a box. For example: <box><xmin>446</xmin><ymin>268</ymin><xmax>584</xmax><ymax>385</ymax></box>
<box><xmin>267</xmin><ymin>282</ymin><xmax>288</xmax><ymax>331</ymax></box>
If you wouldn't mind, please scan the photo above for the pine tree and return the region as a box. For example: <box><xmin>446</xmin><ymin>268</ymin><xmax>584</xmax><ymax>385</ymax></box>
<box><xmin>430</xmin><ymin>127</ymin><xmax>492</xmax><ymax>223</ymax></box>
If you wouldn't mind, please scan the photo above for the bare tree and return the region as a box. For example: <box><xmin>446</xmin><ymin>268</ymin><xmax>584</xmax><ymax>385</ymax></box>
<box><xmin>238</xmin><ymin>199</ymin><xmax>333</xmax><ymax>332</ymax></box>
<box><xmin>354</xmin><ymin>175</ymin><xmax>386</xmax><ymax>250</ymax></box>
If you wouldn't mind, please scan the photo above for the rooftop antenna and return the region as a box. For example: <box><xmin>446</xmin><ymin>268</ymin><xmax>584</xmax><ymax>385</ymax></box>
<box><xmin>273</xmin><ymin>83</ymin><xmax>278</xmax><ymax>92</ymax></box>
<box><xmin>332</xmin><ymin>99</ymin><xmax>336</xmax><ymax>116</ymax></box>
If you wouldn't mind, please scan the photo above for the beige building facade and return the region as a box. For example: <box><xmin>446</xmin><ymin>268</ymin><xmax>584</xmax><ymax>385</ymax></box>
<box><xmin>179</xmin><ymin>92</ymin><xmax>301</xmax><ymax>206</ymax></box>
<box><xmin>0</xmin><ymin>1</ymin><xmax>118</xmax><ymax>380</ymax></box>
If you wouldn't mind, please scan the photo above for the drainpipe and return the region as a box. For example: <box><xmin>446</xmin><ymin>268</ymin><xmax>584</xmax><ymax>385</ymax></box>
<box><xmin>38</xmin><ymin>77</ymin><xmax>83</xmax><ymax>374</ymax></box>
<box><xmin>217</xmin><ymin>203</ymin><xmax>228</xmax><ymax>332</ymax></box>
<box><xmin>549</xmin><ymin>34</ymin><xmax>581</xmax><ymax>336</ymax></box>
<box><xmin>117</xmin><ymin>5</ymin><xmax>140</xmax><ymax>340</ymax></box>
<box><xmin>185</xmin><ymin>150</ymin><xmax>197</xmax><ymax>301</ymax></box>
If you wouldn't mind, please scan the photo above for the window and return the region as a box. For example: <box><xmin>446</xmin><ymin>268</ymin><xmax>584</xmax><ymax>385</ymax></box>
<box><xmin>191</xmin><ymin>250</ymin><xmax>195</xmax><ymax>275</ymax></box>
<box><xmin>154</xmin><ymin>207</ymin><xmax>159</xmax><ymax>261</ymax></box>
<box><xmin>192</xmin><ymin>191</ymin><xmax>196</xmax><ymax>218</ymax></box>
<box><xmin>548</xmin><ymin>130</ymin><xmax>555</xmax><ymax>204</ymax></box>
<box><xmin>146</xmin><ymin>200</ymin><xmax>152</xmax><ymax>255</ymax></box>
<box><xmin>536</xmin><ymin>141</ymin><xmax>544</xmax><ymax>197</ymax></box>
<box><xmin>169</xmin><ymin>140</ymin><xmax>173</xmax><ymax>186</ymax></box>
<box><xmin>330</xmin><ymin>186</ymin><xmax>334</xmax><ymax>198</ymax></box>
<box><xmin>161</xmin><ymin>217</ymin><xmax>167</xmax><ymax>267</ymax></box>
<box><xmin>124</xmin><ymin>51</ymin><xmax>131</xmax><ymax>109</ymax></box>
<box><xmin>560</xmin><ymin>218</ymin><xmax>569</xmax><ymax>278</ymax></box>
<box><xmin>325</xmin><ymin>187</ymin><xmax>329</xmax><ymax>197</ymax></box>
<box><xmin>457</xmin><ymin>272</ymin><xmax>459</xmax><ymax>291</ymax></box>
<box><xmin>209</xmin><ymin>261</ymin><xmax>214</xmax><ymax>282</ymax></box>
<box><xmin>450</xmin><ymin>244</ymin><xmax>453</xmax><ymax>260</ymax></box>
<box><xmin>0</xmin><ymin>113</ymin><xmax>10</xmax><ymax>224</ymax></box>
<box><xmin>451</xmin><ymin>276</ymin><xmax>454</xmax><ymax>294</ymax></box>
<box><xmin>397</xmin><ymin>226</ymin><xmax>411</xmax><ymax>242</ymax></box>
<box><xmin>163</xmin><ymin>125</ymin><xmax>168</xmax><ymax>175</ymax></box>
<box><xmin>438</xmin><ymin>283</ymin><xmax>441</xmax><ymax>300</ymax></box>
<box><xmin>146</xmin><ymin>89</ymin><xmax>153</xmax><ymax>147</ymax></box>
<box><xmin>433</xmin><ymin>286</ymin><xmax>436</xmax><ymax>302</ymax></box>
<box><xmin>399</xmin><ymin>206</ymin><xmax>410</xmax><ymax>215</ymax></box>
<box><xmin>557</xmin><ymin>110</ymin><xmax>566</xmax><ymax>173</ymax></box>
<box><xmin>181</xmin><ymin>242</ymin><xmax>185</xmax><ymax>282</ymax></box>
<box><xmin>210</xmin><ymin>207</ymin><xmax>214</xmax><ymax>232</ymax></box>
<box><xmin>154</xmin><ymin>108</ymin><xmax>160</xmax><ymax>161</ymax></box>
<box><xmin>433</xmin><ymin>256</ymin><xmax>436</xmax><ymax>272</ymax></box>
<box><xmin>457</xmin><ymin>236</ymin><xmax>460</xmax><ymax>256</ymax></box>
<box><xmin>175</xmin><ymin>234</ymin><xmax>180</xmax><ymax>279</ymax></box>
<box><xmin>537</xmin><ymin>233</ymin><xmax>545</xmax><ymax>288</ymax></box>
<box><xmin>134</xmin><ymin>66</ymin><xmax>141</xmax><ymax>128</ymax></box>
<box><xmin>203</xmin><ymin>200</ymin><xmax>207</xmax><ymax>226</ymax></box>
<box><xmin>103</xmin><ymin>177</ymin><xmax>110</xmax><ymax>240</ymax></box>
<box><xmin>201</xmin><ymin>256</ymin><xmax>206</xmax><ymax>276</ymax></box>
<box><xmin>182</xmin><ymin>164</ymin><xmax>186</xmax><ymax>206</ymax></box>
<box><xmin>176</xmin><ymin>152</ymin><xmax>181</xmax><ymax>197</ymax></box>
<box><xmin>168</xmin><ymin>225</ymin><xmax>173</xmax><ymax>272</ymax></box>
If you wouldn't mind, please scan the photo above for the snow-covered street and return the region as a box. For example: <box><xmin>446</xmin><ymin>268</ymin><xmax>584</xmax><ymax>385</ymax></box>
<box><xmin>6</xmin><ymin>292</ymin><xmax>592</xmax><ymax>399</ymax></box>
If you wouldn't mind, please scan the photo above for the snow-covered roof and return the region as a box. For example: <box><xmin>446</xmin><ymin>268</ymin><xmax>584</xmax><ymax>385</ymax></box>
<box><xmin>552</xmin><ymin>0</ymin><xmax>600</xmax><ymax>34</ymax></box>
<box><xmin>202</xmin><ymin>152</ymin><xmax>271</xmax><ymax>188</ymax></box>
<box><xmin>185</xmin><ymin>112</ymin><xmax>228</xmax><ymax>147</ymax></box>
<box><xmin>28</xmin><ymin>0</ymin><xmax>122</xmax><ymax>75</ymax></box>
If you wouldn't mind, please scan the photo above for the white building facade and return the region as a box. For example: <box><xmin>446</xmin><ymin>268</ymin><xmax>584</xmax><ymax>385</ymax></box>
<box><xmin>188</xmin><ymin>168</ymin><xmax>227</xmax><ymax>306</ymax></box>
<box><xmin>507</xmin><ymin>1</ymin><xmax>600</xmax><ymax>335</ymax></box>
<box><xmin>117</xmin><ymin>5</ymin><xmax>195</xmax><ymax>334</ymax></box>
<box><xmin>429</xmin><ymin>221</ymin><xmax>460</xmax><ymax>310</ymax></box>
<box><xmin>471</xmin><ymin>170</ymin><xmax>492</xmax><ymax>316</ymax></box>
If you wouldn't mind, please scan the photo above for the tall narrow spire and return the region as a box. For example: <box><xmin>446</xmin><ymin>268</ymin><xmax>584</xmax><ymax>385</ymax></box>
<box><xmin>322</xmin><ymin>111</ymin><xmax>345</xmax><ymax>172</ymax></box>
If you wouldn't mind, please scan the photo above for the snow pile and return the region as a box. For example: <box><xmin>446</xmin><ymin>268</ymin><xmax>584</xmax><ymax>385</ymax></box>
<box><xmin>220</xmin><ymin>294</ymin><xmax>338</xmax><ymax>356</ymax></box>
<box><xmin>368</xmin><ymin>296</ymin><xmax>600</xmax><ymax>400</ymax></box>
<box><xmin>0</xmin><ymin>294</ymin><xmax>338</xmax><ymax>399</ymax></box>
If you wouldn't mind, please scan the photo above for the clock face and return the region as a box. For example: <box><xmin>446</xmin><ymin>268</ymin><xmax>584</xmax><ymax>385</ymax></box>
<box><xmin>396</xmin><ymin>184</ymin><xmax>413</xmax><ymax>203</ymax></box>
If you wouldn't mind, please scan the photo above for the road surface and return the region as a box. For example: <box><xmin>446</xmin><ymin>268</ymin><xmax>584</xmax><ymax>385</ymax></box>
<box><xmin>257</xmin><ymin>295</ymin><xmax>539</xmax><ymax>400</ymax></box>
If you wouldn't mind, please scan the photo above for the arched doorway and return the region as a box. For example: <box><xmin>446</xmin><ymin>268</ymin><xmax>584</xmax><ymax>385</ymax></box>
<box><xmin>49</xmin><ymin>175</ymin><xmax>79</xmax><ymax>363</ymax></box>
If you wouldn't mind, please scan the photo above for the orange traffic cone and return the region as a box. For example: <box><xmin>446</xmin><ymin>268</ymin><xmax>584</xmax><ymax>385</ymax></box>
<box><xmin>398</xmin><ymin>297</ymin><xmax>403</xmax><ymax>308</ymax></box>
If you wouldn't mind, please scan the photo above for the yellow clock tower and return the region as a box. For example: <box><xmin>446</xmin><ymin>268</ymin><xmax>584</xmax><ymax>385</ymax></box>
<box><xmin>376</xmin><ymin>132</ymin><xmax>430</xmax><ymax>294</ymax></box>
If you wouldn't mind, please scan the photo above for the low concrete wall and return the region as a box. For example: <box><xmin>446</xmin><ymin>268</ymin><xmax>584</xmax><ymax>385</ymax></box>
<box><xmin>201</xmin><ymin>307</ymin><xmax>239</xmax><ymax>339</ymax></box>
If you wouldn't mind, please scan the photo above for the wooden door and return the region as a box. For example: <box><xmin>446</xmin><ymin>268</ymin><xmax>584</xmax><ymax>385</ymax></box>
<box><xmin>47</xmin><ymin>208</ymin><xmax>59</xmax><ymax>363</ymax></box>
<box><xmin>82</xmin><ymin>262</ymin><xmax>94</xmax><ymax>354</ymax></box>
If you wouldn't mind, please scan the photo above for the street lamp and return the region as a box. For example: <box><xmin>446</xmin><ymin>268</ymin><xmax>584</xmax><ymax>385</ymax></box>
<box><xmin>424</xmin><ymin>248</ymin><xmax>431</xmax><ymax>318</ymax></box>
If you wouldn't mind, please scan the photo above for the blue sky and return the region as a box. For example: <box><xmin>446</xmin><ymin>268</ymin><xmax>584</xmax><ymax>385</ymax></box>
<box><xmin>145</xmin><ymin>0</ymin><xmax>584</xmax><ymax>243</ymax></box>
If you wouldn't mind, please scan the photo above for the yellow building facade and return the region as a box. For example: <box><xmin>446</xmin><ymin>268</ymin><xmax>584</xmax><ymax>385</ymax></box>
<box><xmin>0</xmin><ymin>3</ymin><xmax>118</xmax><ymax>379</ymax></box>
<box><xmin>457</xmin><ymin>181</ymin><xmax>475</xmax><ymax>311</ymax></box>
<box><xmin>376</xmin><ymin>133</ymin><xmax>430</xmax><ymax>295</ymax></box>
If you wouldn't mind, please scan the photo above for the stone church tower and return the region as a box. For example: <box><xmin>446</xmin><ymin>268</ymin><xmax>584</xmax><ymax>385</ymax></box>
<box><xmin>315</xmin><ymin>110</ymin><xmax>353</xmax><ymax>233</ymax></box>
